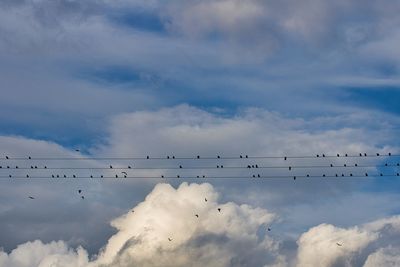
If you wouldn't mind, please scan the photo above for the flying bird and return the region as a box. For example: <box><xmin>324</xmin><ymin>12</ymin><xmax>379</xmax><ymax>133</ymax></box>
<box><xmin>28</xmin><ymin>196</ymin><xmax>35</xmax><ymax>199</ymax></box>
<box><xmin>75</xmin><ymin>149</ymin><xmax>80</xmax><ymax>152</ymax></box>
<box><xmin>336</xmin><ymin>243</ymin><xmax>342</xmax><ymax>247</ymax></box>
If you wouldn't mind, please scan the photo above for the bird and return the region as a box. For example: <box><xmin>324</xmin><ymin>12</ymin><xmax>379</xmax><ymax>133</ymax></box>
<box><xmin>336</xmin><ymin>243</ymin><xmax>342</xmax><ymax>247</ymax></box>
<box><xmin>179</xmin><ymin>165</ymin><xmax>182</xmax><ymax>169</ymax></box>
<box><xmin>146</xmin><ymin>156</ymin><xmax>149</xmax><ymax>159</ymax></box>
<box><xmin>197</xmin><ymin>155</ymin><xmax>200</xmax><ymax>159</ymax></box>
<box><xmin>288</xmin><ymin>166</ymin><xmax>292</xmax><ymax>171</ymax></box>
<box><xmin>267</xmin><ymin>228</ymin><xmax>271</xmax><ymax>231</ymax></box>
<box><xmin>5</xmin><ymin>156</ymin><xmax>9</xmax><ymax>159</ymax></box>
<box><xmin>78</xmin><ymin>190</ymin><xmax>82</xmax><ymax>194</ymax></box>
<box><xmin>109</xmin><ymin>165</ymin><xmax>113</xmax><ymax>169</ymax></box>
<box><xmin>28</xmin><ymin>196</ymin><xmax>35</xmax><ymax>199</ymax></box>
<box><xmin>337</xmin><ymin>154</ymin><xmax>340</xmax><ymax>157</ymax></box>
<box><xmin>121</xmin><ymin>171</ymin><xmax>127</xmax><ymax>175</ymax></box>
<box><xmin>81</xmin><ymin>196</ymin><xmax>85</xmax><ymax>200</ymax></box>
<box><xmin>128</xmin><ymin>166</ymin><xmax>132</xmax><ymax>169</ymax></box>
<box><xmin>26</xmin><ymin>175</ymin><xmax>29</xmax><ymax>178</ymax></box>
<box><xmin>131</xmin><ymin>210</ymin><xmax>134</xmax><ymax>213</ymax></box>
<box><xmin>217</xmin><ymin>155</ymin><xmax>220</xmax><ymax>159</ymax></box>
<box><xmin>168</xmin><ymin>238</ymin><xmax>172</xmax><ymax>242</ymax></box>
<box><xmin>195</xmin><ymin>214</ymin><xmax>199</xmax><ymax>218</ymax></box>
<box><xmin>218</xmin><ymin>208</ymin><xmax>221</xmax><ymax>212</ymax></box>
<box><xmin>205</xmin><ymin>198</ymin><xmax>208</xmax><ymax>202</ymax></box>
<box><xmin>75</xmin><ymin>149</ymin><xmax>80</xmax><ymax>152</ymax></box>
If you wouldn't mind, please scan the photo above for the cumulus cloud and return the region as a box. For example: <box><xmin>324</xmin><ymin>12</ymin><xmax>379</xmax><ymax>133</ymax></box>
<box><xmin>2</xmin><ymin>182</ymin><xmax>400</xmax><ymax>267</ymax></box>
<box><xmin>296</xmin><ymin>216</ymin><xmax>400</xmax><ymax>267</ymax></box>
<box><xmin>0</xmin><ymin>182</ymin><xmax>282</xmax><ymax>267</ymax></box>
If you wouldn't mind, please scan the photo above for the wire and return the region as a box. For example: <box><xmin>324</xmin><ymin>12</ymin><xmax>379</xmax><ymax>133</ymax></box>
<box><xmin>0</xmin><ymin>163</ymin><xmax>399</xmax><ymax>170</ymax></box>
<box><xmin>1</xmin><ymin>153</ymin><xmax>397</xmax><ymax>161</ymax></box>
<box><xmin>1</xmin><ymin>173</ymin><xmax>399</xmax><ymax>179</ymax></box>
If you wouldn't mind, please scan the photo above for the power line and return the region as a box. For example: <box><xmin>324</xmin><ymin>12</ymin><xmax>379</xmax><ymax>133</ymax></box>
<box><xmin>0</xmin><ymin>163</ymin><xmax>398</xmax><ymax>170</ymax></box>
<box><xmin>1</xmin><ymin>173</ymin><xmax>399</xmax><ymax>179</ymax></box>
<box><xmin>1</xmin><ymin>152</ymin><xmax>397</xmax><ymax>161</ymax></box>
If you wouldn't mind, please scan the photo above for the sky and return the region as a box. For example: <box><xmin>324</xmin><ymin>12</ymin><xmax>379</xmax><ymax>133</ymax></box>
<box><xmin>1</xmin><ymin>0</ymin><xmax>400</xmax><ymax>266</ymax></box>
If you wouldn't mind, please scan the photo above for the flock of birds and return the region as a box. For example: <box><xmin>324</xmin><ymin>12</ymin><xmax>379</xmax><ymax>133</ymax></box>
<box><xmin>3</xmin><ymin>152</ymin><xmax>380</xmax><ymax>247</ymax></box>
<box><xmin>0</xmin><ymin>152</ymin><xmax>399</xmax><ymax>180</ymax></box>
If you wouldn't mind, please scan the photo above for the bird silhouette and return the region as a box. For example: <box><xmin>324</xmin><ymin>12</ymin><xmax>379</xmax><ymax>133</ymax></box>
<box><xmin>121</xmin><ymin>172</ymin><xmax>127</xmax><ymax>175</ymax></box>
<box><xmin>81</xmin><ymin>196</ymin><xmax>85</xmax><ymax>200</ymax></box>
<box><xmin>168</xmin><ymin>238</ymin><xmax>172</xmax><ymax>241</ymax></box>
<box><xmin>336</xmin><ymin>243</ymin><xmax>342</xmax><ymax>247</ymax></box>
<box><xmin>78</xmin><ymin>190</ymin><xmax>82</xmax><ymax>194</ymax></box>
<box><xmin>28</xmin><ymin>196</ymin><xmax>35</xmax><ymax>199</ymax></box>
<box><xmin>267</xmin><ymin>228</ymin><xmax>271</xmax><ymax>231</ymax></box>
<box><xmin>218</xmin><ymin>208</ymin><xmax>221</xmax><ymax>212</ymax></box>
<box><xmin>205</xmin><ymin>198</ymin><xmax>208</xmax><ymax>202</ymax></box>
<box><xmin>195</xmin><ymin>214</ymin><xmax>199</xmax><ymax>218</ymax></box>
<box><xmin>109</xmin><ymin>165</ymin><xmax>113</xmax><ymax>169</ymax></box>
<box><xmin>5</xmin><ymin>156</ymin><xmax>9</xmax><ymax>159</ymax></box>
<box><xmin>75</xmin><ymin>149</ymin><xmax>80</xmax><ymax>152</ymax></box>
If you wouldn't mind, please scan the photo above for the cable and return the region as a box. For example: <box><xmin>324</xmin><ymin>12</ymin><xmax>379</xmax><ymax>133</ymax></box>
<box><xmin>1</xmin><ymin>153</ymin><xmax>397</xmax><ymax>161</ymax></box>
<box><xmin>1</xmin><ymin>173</ymin><xmax>399</xmax><ymax>179</ymax></box>
<box><xmin>0</xmin><ymin>163</ymin><xmax>399</xmax><ymax>170</ymax></box>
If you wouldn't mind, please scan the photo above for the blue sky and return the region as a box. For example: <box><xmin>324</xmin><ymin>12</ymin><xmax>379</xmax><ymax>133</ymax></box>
<box><xmin>1</xmin><ymin>1</ymin><xmax>400</xmax><ymax>266</ymax></box>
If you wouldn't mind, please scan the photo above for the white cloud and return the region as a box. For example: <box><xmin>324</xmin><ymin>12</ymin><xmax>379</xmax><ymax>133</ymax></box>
<box><xmin>0</xmin><ymin>240</ymin><xmax>89</xmax><ymax>267</ymax></box>
<box><xmin>0</xmin><ymin>182</ymin><xmax>282</xmax><ymax>267</ymax></box>
<box><xmin>296</xmin><ymin>216</ymin><xmax>400</xmax><ymax>267</ymax></box>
